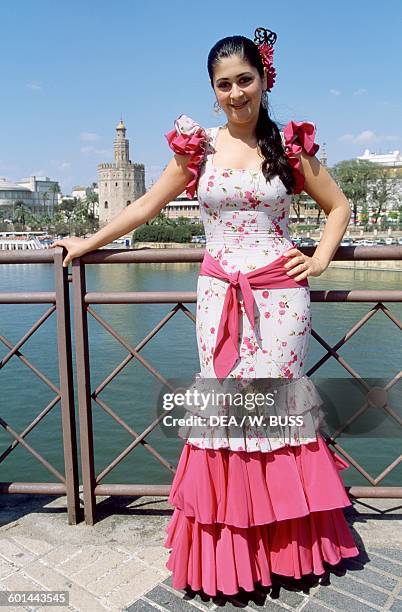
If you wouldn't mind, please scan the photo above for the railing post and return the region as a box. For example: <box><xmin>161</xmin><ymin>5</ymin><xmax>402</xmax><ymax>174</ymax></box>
<box><xmin>72</xmin><ymin>256</ymin><xmax>96</xmax><ymax>525</ymax></box>
<box><xmin>53</xmin><ymin>249</ymin><xmax>81</xmax><ymax>524</ymax></box>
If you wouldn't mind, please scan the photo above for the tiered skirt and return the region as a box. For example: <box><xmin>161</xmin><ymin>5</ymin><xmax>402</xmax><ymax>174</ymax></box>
<box><xmin>163</xmin><ymin>434</ymin><xmax>360</xmax><ymax>596</ymax></box>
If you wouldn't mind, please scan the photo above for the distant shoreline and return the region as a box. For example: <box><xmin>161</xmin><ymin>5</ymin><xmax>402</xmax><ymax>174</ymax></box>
<box><xmin>328</xmin><ymin>260</ymin><xmax>402</xmax><ymax>272</ymax></box>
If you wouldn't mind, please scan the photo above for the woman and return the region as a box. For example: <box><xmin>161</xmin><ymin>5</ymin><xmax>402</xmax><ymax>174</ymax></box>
<box><xmin>51</xmin><ymin>27</ymin><xmax>360</xmax><ymax>598</ymax></box>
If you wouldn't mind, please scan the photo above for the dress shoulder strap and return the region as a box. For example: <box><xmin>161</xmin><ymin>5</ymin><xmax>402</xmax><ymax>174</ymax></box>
<box><xmin>210</xmin><ymin>126</ymin><xmax>221</xmax><ymax>149</ymax></box>
<box><xmin>202</xmin><ymin>127</ymin><xmax>219</xmax><ymax>166</ymax></box>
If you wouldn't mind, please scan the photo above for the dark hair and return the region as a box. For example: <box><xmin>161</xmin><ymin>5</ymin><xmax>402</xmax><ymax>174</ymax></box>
<box><xmin>207</xmin><ymin>34</ymin><xmax>296</xmax><ymax>195</ymax></box>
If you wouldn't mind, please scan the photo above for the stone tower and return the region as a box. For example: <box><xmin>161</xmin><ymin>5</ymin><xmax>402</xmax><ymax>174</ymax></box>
<box><xmin>97</xmin><ymin>120</ymin><xmax>145</xmax><ymax>227</ymax></box>
<box><xmin>319</xmin><ymin>142</ymin><xmax>328</xmax><ymax>167</ymax></box>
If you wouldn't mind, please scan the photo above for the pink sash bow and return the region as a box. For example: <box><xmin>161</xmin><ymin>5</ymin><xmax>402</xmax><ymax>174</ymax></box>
<box><xmin>199</xmin><ymin>250</ymin><xmax>309</xmax><ymax>380</ymax></box>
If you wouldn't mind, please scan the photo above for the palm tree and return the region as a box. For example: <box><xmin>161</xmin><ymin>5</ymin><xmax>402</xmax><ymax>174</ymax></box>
<box><xmin>50</xmin><ymin>183</ymin><xmax>60</xmax><ymax>215</ymax></box>
<box><xmin>86</xmin><ymin>191</ymin><xmax>98</xmax><ymax>218</ymax></box>
<box><xmin>42</xmin><ymin>191</ymin><xmax>49</xmax><ymax>216</ymax></box>
<box><xmin>13</xmin><ymin>201</ymin><xmax>30</xmax><ymax>228</ymax></box>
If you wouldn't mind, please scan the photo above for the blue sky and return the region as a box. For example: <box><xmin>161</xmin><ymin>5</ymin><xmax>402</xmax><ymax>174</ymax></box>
<box><xmin>0</xmin><ymin>0</ymin><xmax>401</xmax><ymax>194</ymax></box>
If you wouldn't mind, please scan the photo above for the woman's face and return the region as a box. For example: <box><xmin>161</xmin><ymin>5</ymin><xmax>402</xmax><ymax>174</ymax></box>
<box><xmin>212</xmin><ymin>55</ymin><xmax>267</xmax><ymax>125</ymax></box>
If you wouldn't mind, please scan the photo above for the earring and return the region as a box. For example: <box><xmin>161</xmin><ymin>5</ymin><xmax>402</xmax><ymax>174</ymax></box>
<box><xmin>213</xmin><ymin>100</ymin><xmax>222</xmax><ymax>113</ymax></box>
<box><xmin>261</xmin><ymin>90</ymin><xmax>268</xmax><ymax>109</ymax></box>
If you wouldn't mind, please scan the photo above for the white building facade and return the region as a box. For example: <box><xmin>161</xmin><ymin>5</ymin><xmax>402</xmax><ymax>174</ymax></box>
<box><xmin>71</xmin><ymin>186</ymin><xmax>88</xmax><ymax>200</ymax></box>
<box><xmin>357</xmin><ymin>149</ymin><xmax>402</xmax><ymax>167</ymax></box>
<box><xmin>0</xmin><ymin>176</ymin><xmax>60</xmax><ymax>215</ymax></box>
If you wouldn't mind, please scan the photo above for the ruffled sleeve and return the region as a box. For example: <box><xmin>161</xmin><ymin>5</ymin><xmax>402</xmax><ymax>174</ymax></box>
<box><xmin>164</xmin><ymin>114</ymin><xmax>208</xmax><ymax>199</ymax></box>
<box><xmin>283</xmin><ymin>120</ymin><xmax>320</xmax><ymax>194</ymax></box>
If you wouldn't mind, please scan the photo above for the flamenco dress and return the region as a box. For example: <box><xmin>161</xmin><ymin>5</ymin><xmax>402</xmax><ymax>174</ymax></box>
<box><xmin>161</xmin><ymin>114</ymin><xmax>360</xmax><ymax>596</ymax></box>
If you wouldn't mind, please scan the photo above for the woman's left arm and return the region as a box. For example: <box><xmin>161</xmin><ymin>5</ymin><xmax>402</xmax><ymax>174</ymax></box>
<box><xmin>283</xmin><ymin>151</ymin><xmax>351</xmax><ymax>281</ymax></box>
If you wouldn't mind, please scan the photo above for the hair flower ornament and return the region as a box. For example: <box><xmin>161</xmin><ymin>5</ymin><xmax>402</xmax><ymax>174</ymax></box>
<box><xmin>253</xmin><ymin>27</ymin><xmax>277</xmax><ymax>92</ymax></box>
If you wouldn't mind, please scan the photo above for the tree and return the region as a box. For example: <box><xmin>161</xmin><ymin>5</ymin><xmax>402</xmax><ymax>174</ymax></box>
<box><xmin>70</xmin><ymin>198</ymin><xmax>93</xmax><ymax>236</ymax></box>
<box><xmin>55</xmin><ymin>198</ymin><xmax>76</xmax><ymax>235</ymax></box>
<box><xmin>360</xmin><ymin>203</ymin><xmax>369</xmax><ymax>225</ymax></box>
<box><xmin>85</xmin><ymin>191</ymin><xmax>98</xmax><ymax>218</ymax></box>
<box><xmin>52</xmin><ymin>196</ymin><xmax>99</xmax><ymax>236</ymax></box>
<box><xmin>12</xmin><ymin>201</ymin><xmax>32</xmax><ymax>229</ymax></box>
<box><xmin>42</xmin><ymin>191</ymin><xmax>49</xmax><ymax>216</ymax></box>
<box><xmin>369</xmin><ymin>167</ymin><xmax>397</xmax><ymax>224</ymax></box>
<box><xmin>331</xmin><ymin>160</ymin><xmax>374</xmax><ymax>225</ymax></box>
<box><xmin>291</xmin><ymin>193</ymin><xmax>303</xmax><ymax>223</ymax></box>
<box><xmin>50</xmin><ymin>183</ymin><xmax>60</xmax><ymax>214</ymax></box>
<box><xmin>149</xmin><ymin>210</ymin><xmax>174</xmax><ymax>226</ymax></box>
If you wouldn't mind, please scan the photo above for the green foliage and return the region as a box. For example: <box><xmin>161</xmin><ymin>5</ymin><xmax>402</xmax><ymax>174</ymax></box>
<box><xmin>293</xmin><ymin>224</ymin><xmax>319</xmax><ymax>232</ymax></box>
<box><xmin>133</xmin><ymin>217</ymin><xmax>204</xmax><ymax>243</ymax></box>
<box><xmin>330</xmin><ymin>159</ymin><xmax>390</xmax><ymax>225</ymax></box>
<box><xmin>3</xmin><ymin>194</ymin><xmax>99</xmax><ymax>235</ymax></box>
<box><xmin>134</xmin><ymin>224</ymin><xmax>192</xmax><ymax>243</ymax></box>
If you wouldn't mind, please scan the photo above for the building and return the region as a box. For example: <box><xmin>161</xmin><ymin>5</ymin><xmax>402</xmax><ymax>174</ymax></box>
<box><xmin>0</xmin><ymin>178</ymin><xmax>34</xmax><ymax>214</ymax></box>
<box><xmin>0</xmin><ymin>176</ymin><xmax>60</xmax><ymax>216</ymax></box>
<box><xmin>71</xmin><ymin>186</ymin><xmax>88</xmax><ymax>200</ymax></box>
<box><xmin>357</xmin><ymin>149</ymin><xmax>402</xmax><ymax>217</ymax></box>
<box><xmin>165</xmin><ymin>199</ymin><xmax>200</xmax><ymax>222</ymax></box>
<box><xmin>97</xmin><ymin>120</ymin><xmax>145</xmax><ymax>227</ymax></box>
<box><xmin>357</xmin><ymin>149</ymin><xmax>402</xmax><ymax>167</ymax></box>
<box><xmin>63</xmin><ymin>185</ymin><xmax>98</xmax><ymax>204</ymax></box>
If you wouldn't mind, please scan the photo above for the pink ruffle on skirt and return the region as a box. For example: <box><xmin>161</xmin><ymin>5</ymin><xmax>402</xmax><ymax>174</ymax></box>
<box><xmin>164</xmin><ymin>433</ymin><xmax>359</xmax><ymax>596</ymax></box>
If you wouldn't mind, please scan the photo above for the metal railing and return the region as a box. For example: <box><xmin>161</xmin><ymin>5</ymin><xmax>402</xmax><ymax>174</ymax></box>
<box><xmin>0</xmin><ymin>249</ymin><xmax>80</xmax><ymax>524</ymax></box>
<box><xmin>0</xmin><ymin>245</ymin><xmax>401</xmax><ymax>524</ymax></box>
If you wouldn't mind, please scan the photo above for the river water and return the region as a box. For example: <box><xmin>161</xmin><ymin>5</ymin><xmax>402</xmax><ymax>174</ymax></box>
<box><xmin>0</xmin><ymin>262</ymin><xmax>401</xmax><ymax>487</ymax></box>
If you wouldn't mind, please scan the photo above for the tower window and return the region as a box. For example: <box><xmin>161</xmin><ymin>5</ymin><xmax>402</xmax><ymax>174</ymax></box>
<box><xmin>115</xmin><ymin>182</ymin><xmax>118</xmax><ymax>187</ymax></box>
<box><xmin>104</xmin><ymin>201</ymin><xmax>108</xmax><ymax>209</ymax></box>
<box><xmin>127</xmin><ymin>182</ymin><xmax>130</xmax><ymax>186</ymax></box>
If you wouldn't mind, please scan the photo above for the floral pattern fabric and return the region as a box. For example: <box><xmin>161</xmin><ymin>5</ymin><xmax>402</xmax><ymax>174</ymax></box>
<box><xmin>166</xmin><ymin>118</ymin><xmax>323</xmax><ymax>452</ymax></box>
<box><xmin>162</xmin><ymin>118</ymin><xmax>361</xmax><ymax>596</ymax></box>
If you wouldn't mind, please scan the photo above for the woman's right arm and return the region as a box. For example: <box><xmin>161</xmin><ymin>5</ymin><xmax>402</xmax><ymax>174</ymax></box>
<box><xmin>50</xmin><ymin>153</ymin><xmax>192</xmax><ymax>266</ymax></box>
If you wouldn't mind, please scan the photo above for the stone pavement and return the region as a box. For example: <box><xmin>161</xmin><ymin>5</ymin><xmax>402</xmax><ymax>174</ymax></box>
<box><xmin>0</xmin><ymin>493</ymin><xmax>401</xmax><ymax>612</ymax></box>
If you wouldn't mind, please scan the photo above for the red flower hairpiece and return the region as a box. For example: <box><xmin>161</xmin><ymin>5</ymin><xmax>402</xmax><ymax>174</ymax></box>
<box><xmin>253</xmin><ymin>27</ymin><xmax>277</xmax><ymax>92</ymax></box>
